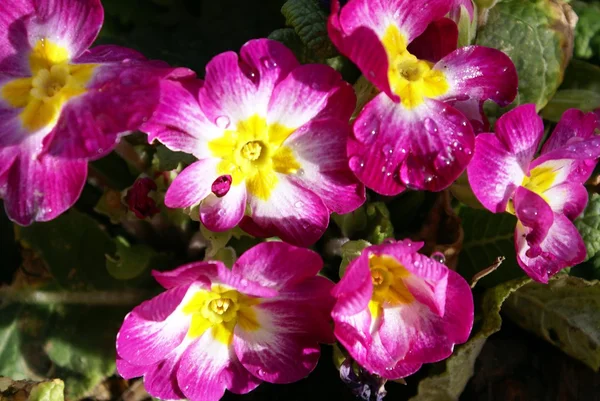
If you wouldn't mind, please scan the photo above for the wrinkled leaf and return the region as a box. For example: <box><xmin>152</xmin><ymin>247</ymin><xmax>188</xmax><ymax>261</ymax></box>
<box><xmin>0</xmin><ymin>378</ymin><xmax>64</xmax><ymax>401</ymax></box>
<box><xmin>571</xmin><ymin>0</ymin><xmax>600</xmax><ymax>60</ymax></box>
<box><xmin>571</xmin><ymin>194</ymin><xmax>600</xmax><ymax>280</ymax></box>
<box><xmin>476</xmin><ymin>0</ymin><xmax>576</xmax><ymax>113</ymax></box>
<box><xmin>503</xmin><ymin>276</ymin><xmax>600</xmax><ymax>371</ymax></box>
<box><xmin>281</xmin><ymin>0</ymin><xmax>337</xmax><ymax>60</ymax></box>
<box><xmin>458</xmin><ymin>207</ymin><xmax>524</xmax><ymax>288</ymax></box>
<box><xmin>409</xmin><ymin>278</ymin><xmax>530</xmax><ymax>401</ymax></box>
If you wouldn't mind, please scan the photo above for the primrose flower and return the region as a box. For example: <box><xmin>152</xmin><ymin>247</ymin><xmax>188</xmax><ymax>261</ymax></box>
<box><xmin>329</xmin><ymin>0</ymin><xmax>517</xmax><ymax>195</ymax></box>
<box><xmin>116</xmin><ymin>241</ymin><xmax>334</xmax><ymax>401</ymax></box>
<box><xmin>468</xmin><ymin>104</ymin><xmax>600</xmax><ymax>283</ymax></box>
<box><xmin>142</xmin><ymin>38</ymin><xmax>365</xmax><ymax>246</ymax></box>
<box><xmin>0</xmin><ymin>0</ymin><xmax>189</xmax><ymax>225</ymax></box>
<box><xmin>125</xmin><ymin>177</ymin><xmax>160</xmax><ymax>219</ymax></box>
<box><xmin>331</xmin><ymin>240</ymin><xmax>473</xmax><ymax>378</ymax></box>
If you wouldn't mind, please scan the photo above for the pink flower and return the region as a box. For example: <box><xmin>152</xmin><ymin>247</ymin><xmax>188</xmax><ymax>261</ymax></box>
<box><xmin>331</xmin><ymin>240</ymin><xmax>473</xmax><ymax>379</ymax></box>
<box><xmin>328</xmin><ymin>0</ymin><xmax>517</xmax><ymax>195</ymax></box>
<box><xmin>0</xmin><ymin>0</ymin><xmax>191</xmax><ymax>225</ymax></box>
<box><xmin>116</xmin><ymin>242</ymin><xmax>335</xmax><ymax>401</ymax></box>
<box><xmin>141</xmin><ymin>38</ymin><xmax>365</xmax><ymax>246</ymax></box>
<box><xmin>468</xmin><ymin>104</ymin><xmax>600</xmax><ymax>282</ymax></box>
<box><xmin>125</xmin><ymin>177</ymin><xmax>160</xmax><ymax>219</ymax></box>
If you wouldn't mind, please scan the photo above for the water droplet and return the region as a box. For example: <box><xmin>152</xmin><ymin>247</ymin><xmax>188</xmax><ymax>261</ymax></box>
<box><xmin>502</xmin><ymin>66</ymin><xmax>509</xmax><ymax>73</ymax></box>
<box><xmin>349</xmin><ymin>156</ymin><xmax>365</xmax><ymax>171</ymax></box>
<box><xmin>369</xmin><ymin>70</ymin><xmax>375</xmax><ymax>77</ymax></box>
<box><xmin>257</xmin><ymin>369</ymin><xmax>266</xmax><ymax>377</ymax></box>
<box><xmin>296</xmin><ymin>168</ymin><xmax>305</xmax><ymax>176</ymax></box>
<box><xmin>240</xmin><ymin>278</ymin><xmax>249</xmax><ymax>287</ymax></box>
<box><xmin>294</xmin><ymin>201</ymin><xmax>304</xmax><ymax>208</ymax></box>
<box><xmin>424</xmin><ymin>118</ymin><xmax>438</xmax><ymax>134</ymax></box>
<box><xmin>431</xmin><ymin>252</ymin><xmax>446</xmax><ymax>264</ymax></box>
<box><xmin>217</xmin><ymin>209</ymin><xmax>226</xmax><ymax>217</ymax></box>
<box><xmin>215</xmin><ymin>115</ymin><xmax>231</xmax><ymax>129</ymax></box>
<box><xmin>520</xmin><ymin>207</ymin><xmax>538</xmax><ymax>219</ymax></box>
<box><xmin>261</xmin><ymin>57</ymin><xmax>277</xmax><ymax>69</ymax></box>
<box><xmin>382</xmin><ymin>144</ymin><xmax>393</xmax><ymax>156</ymax></box>
<box><xmin>381</xmin><ymin>166</ymin><xmax>387</xmax><ymax>173</ymax></box>
<box><xmin>311</xmin><ymin>81</ymin><xmax>323</xmax><ymax>90</ymax></box>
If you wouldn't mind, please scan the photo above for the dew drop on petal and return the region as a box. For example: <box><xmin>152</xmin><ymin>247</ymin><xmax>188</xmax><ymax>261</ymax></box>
<box><xmin>349</xmin><ymin>156</ymin><xmax>365</xmax><ymax>171</ymax></box>
<box><xmin>424</xmin><ymin>118</ymin><xmax>438</xmax><ymax>134</ymax></box>
<box><xmin>430</xmin><ymin>252</ymin><xmax>446</xmax><ymax>264</ymax></box>
<box><xmin>382</xmin><ymin>144</ymin><xmax>393</xmax><ymax>156</ymax></box>
<box><xmin>260</xmin><ymin>57</ymin><xmax>277</xmax><ymax>69</ymax></box>
<box><xmin>215</xmin><ymin>115</ymin><xmax>231</xmax><ymax>129</ymax></box>
<box><xmin>294</xmin><ymin>201</ymin><xmax>304</xmax><ymax>208</ymax></box>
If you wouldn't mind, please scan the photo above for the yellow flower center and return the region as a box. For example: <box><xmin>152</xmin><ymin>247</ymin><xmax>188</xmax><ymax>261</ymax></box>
<box><xmin>208</xmin><ymin>115</ymin><xmax>301</xmax><ymax>200</ymax></box>
<box><xmin>182</xmin><ymin>285</ymin><xmax>260</xmax><ymax>345</ymax></box>
<box><xmin>0</xmin><ymin>38</ymin><xmax>97</xmax><ymax>132</ymax></box>
<box><xmin>507</xmin><ymin>165</ymin><xmax>559</xmax><ymax>214</ymax></box>
<box><xmin>381</xmin><ymin>25</ymin><xmax>449</xmax><ymax>109</ymax></box>
<box><xmin>368</xmin><ymin>255</ymin><xmax>414</xmax><ymax>318</ymax></box>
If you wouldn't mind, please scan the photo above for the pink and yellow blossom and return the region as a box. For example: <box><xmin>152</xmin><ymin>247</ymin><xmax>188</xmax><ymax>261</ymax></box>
<box><xmin>0</xmin><ymin>0</ymin><xmax>190</xmax><ymax>225</ymax></box>
<box><xmin>116</xmin><ymin>241</ymin><xmax>335</xmax><ymax>401</ymax></box>
<box><xmin>468</xmin><ymin>104</ymin><xmax>600</xmax><ymax>282</ymax></box>
<box><xmin>328</xmin><ymin>0</ymin><xmax>517</xmax><ymax>195</ymax></box>
<box><xmin>331</xmin><ymin>240</ymin><xmax>474</xmax><ymax>378</ymax></box>
<box><xmin>142</xmin><ymin>38</ymin><xmax>365</xmax><ymax>246</ymax></box>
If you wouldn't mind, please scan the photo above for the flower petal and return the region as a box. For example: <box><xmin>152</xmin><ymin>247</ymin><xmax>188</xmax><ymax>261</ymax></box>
<box><xmin>332</xmin><ymin>251</ymin><xmax>373</xmax><ymax>317</ymax></box>
<box><xmin>244</xmin><ymin>176</ymin><xmax>329</xmax><ymax>247</ymax></box>
<box><xmin>283</xmin><ymin>119</ymin><xmax>365</xmax><ymax>214</ymax></box>
<box><xmin>26</xmin><ymin>0</ymin><xmax>103</xmax><ymax>59</ymax></box>
<box><xmin>349</xmin><ymin>94</ymin><xmax>474</xmax><ymax>194</ymax></box>
<box><xmin>116</xmin><ymin>357</ymin><xmax>147</xmax><ymax>380</ymax></box>
<box><xmin>200</xmin><ymin>182</ymin><xmax>247</xmax><ymax>232</ymax></box>
<box><xmin>449</xmin><ymin>98</ymin><xmax>489</xmax><ymax>133</ymax></box>
<box><xmin>151</xmin><ymin>261</ymin><xmax>220</xmax><ymax>289</ymax></box>
<box><xmin>514</xmin><ymin>187</ymin><xmax>554</xmax><ymax>250</ymax></box>
<box><xmin>232</xmin><ymin>242</ymin><xmax>323</xmax><ymax>290</ymax></box>
<box><xmin>433</xmin><ymin>46</ymin><xmax>517</xmax><ymax>106</ymax></box>
<box><xmin>177</xmin><ymin>333</ymin><xmax>259</xmax><ymax>401</ymax></box>
<box><xmin>164</xmin><ymin>159</ymin><xmax>220</xmax><ymax>209</ymax></box>
<box><xmin>407</xmin><ymin>18</ymin><xmax>458</xmax><ymax>63</ymax></box>
<box><xmin>267</xmin><ymin>64</ymin><xmax>355</xmax><ymax>129</ymax></box>
<box><xmin>143</xmin><ymin>345</ymin><xmax>186</xmax><ymax>401</ymax></box>
<box><xmin>116</xmin><ymin>284</ymin><xmax>191</xmax><ymax>366</ymax></box>
<box><xmin>233</xmin><ymin>302</ymin><xmax>323</xmax><ymax>384</ymax></box>
<box><xmin>494</xmin><ymin>103</ymin><xmax>543</xmax><ymax>166</ymax></box>
<box><xmin>516</xmin><ymin>214</ymin><xmax>586</xmax><ymax>283</ymax></box>
<box><xmin>2</xmin><ymin>148</ymin><xmax>86</xmax><ymax>226</ymax></box>
<box><xmin>198</xmin><ymin>39</ymin><xmax>298</xmax><ymax>127</ymax></box>
<box><xmin>543</xmin><ymin>182</ymin><xmax>589</xmax><ymax>220</ymax></box>
<box><xmin>542</xmin><ymin>108</ymin><xmax>599</xmax><ymax>154</ymax></box>
<box><xmin>0</xmin><ymin>1</ymin><xmax>33</xmax><ymax>74</ymax></box>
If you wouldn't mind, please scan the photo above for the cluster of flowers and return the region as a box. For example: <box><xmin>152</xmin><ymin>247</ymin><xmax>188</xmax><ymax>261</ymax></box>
<box><xmin>1</xmin><ymin>0</ymin><xmax>599</xmax><ymax>400</ymax></box>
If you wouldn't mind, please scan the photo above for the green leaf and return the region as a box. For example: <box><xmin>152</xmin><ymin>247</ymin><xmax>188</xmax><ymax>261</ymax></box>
<box><xmin>458</xmin><ymin>207</ymin><xmax>525</xmax><ymax>288</ymax></box>
<box><xmin>281</xmin><ymin>0</ymin><xmax>337</xmax><ymax>60</ymax></box>
<box><xmin>332</xmin><ymin>208</ymin><xmax>368</xmax><ymax>238</ymax></box>
<box><xmin>28</xmin><ymin>379</ymin><xmax>65</xmax><ymax>401</ymax></box>
<box><xmin>152</xmin><ymin>144</ymin><xmax>196</xmax><ymax>172</ymax></box>
<box><xmin>93</xmin><ymin>189</ymin><xmax>127</xmax><ymax>225</ymax></box>
<box><xmin>201</xmin><ymin>225</ymin><xmax>234</xmax><ymax>259</ymax></box>
<box><xmin>503</xmin><ymin>276</ymin><xmax>600</xmax><ymax>371</ymax></box>
<box><xmin>571</xmin><ymin>193</ymin><xmax>600</xmax><ymax>280</ymax></box>
<box><xmin>364</xmin><ymin>203</ymin><xmax>395</xmax><ymax>245</ymax></box>
<box><xmin>106</xmin><ymin>236</ymin><xmax>162</xmax><ymax>280</ymax></box>
<box><xmin>457</xmin><ymin>2</ymin><xmax>478</xmax><ymax>47</ymax></box>
<box><xmin>542</xmin><ymin>60</ymin><xmax>600</xmax><ymax>121</ymax></box>
<box><xmin>409</xmin><ymin>277</ymin><xmax>530</xmax><ymax>401</ymax></box>
<box><xmin>17</xmin><ymin>210</ymin><xmax>118</xmax><ymax>290</ymax></box>
<box><xmin>476</xmin><ymin>0</ymin><xmax>576</xmax><ymax>113</ymax></box>
<box><xmin>571</xmin><ymin>0</ymin><xmax>600</xmax><ymax>60</ymax></box>
<box><xmin>339</xmin><ymin>240</ymin><xmax>371</xmax><ymax>278</ymax></box>
<box><xmin>0</xmin><ymin>302</ymin><xmax>128</xmax><ymax>399</ymax></box>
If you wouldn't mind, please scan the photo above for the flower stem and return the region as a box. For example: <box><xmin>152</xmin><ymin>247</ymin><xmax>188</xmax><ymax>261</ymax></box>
<box><xmin>0</xmin><ymin>287</ymin><xmax>152</xmax><ymax>306</ymax></box>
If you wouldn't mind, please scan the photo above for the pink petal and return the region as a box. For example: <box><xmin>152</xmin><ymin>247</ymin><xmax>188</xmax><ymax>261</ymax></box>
<box><xmin>200</xmin><ymin>182</ymin><xmax>247</xmax><ymax>232</ymax></box>
<box><xmin>543</xmin><ymin>182</ymin><xmax>589</xmax><ymax>220</ymax></box>
<box><xmin>283</xmin><ymin>119</ymin><xmax>365</xmax><ymax>214</ymax></box>
<box><xmin>2</xmin><ymin>147</ymin><xmax>86</xmax><ymax>226</ymax></box>
<box><xmin>516</xmin><ymin>214</ymin><xmax>586</xmax><ymax>283</ymax></box>
<box><xmin>514</xmin><ymin>187</ymin><xmax>554</xmax><ymax>251</ymax></box>
<box><xmin>348</xmin><ymin>94</ymin><xmax>474</xmax><ymax>194</ymax></box>
<box><xmin>407</xmin><ymin>18</ymin><xmax>458</xmax><ymax>63</ymax></box>
<box><xmin>164</xmin><ymin>159</ymin><xmax>220</xmax><ymax>209</ymax></box>
<box><xmin>26</xmin><ymin>0</ymin><xmax>103</xmax><ymax>59</ymax></box>
<box><xmin>233</xmin><ymin>242</ymin><xmax>323</xmax><ymax>290</ymax></box>
<box><xmin>141</xmin><ymin>77</ymin><xmax>220</xmax><ymax>158</ymax></box>
<box><xmin>542</xmin><ymin>108</ymin><xmax>599</xmax><ymax>154</ymax></box>
<box><xmin>449</xmin><ymin>98</ymin><xmax>489</xmax><ymax>133</ymax></box>
<box><xmin>267</xmin><ymin>64</ymin><xmax>355</xmax><ymax>129</ymax></box>
<box><xmin>151</xmin><ymin>261</ymin><xmax>220</xmax><ymax>289</ymax></box>
<box><xmin>245</xmin><ymin>176</ymin><xmax>329</xmax><ymax>247</ymax></box>
<box><xmin>143</xmin><ymin>345</ymin><xmax>186</xmax><ymax>401</ymax></box>
<box><xmin>434</xmin><ymin>46</ymin><xmax>517</xmax><ymax>106</ymax></box>
<box><xmin>0</xmin><ymin>1</ymin><xmax>33</xmax><ymax>74</ymax></box>
<box><xmin>177</xmin><ymin>333</ymin><xmax>259</xmax><ymax>401</ymax></box>
<box><xmin>233</xmin><ymin>303</ymin><xmax>322</xmax><ymax>384</ymax></box>
<box><xmin>332</xmin><ymin>252</ymin><xmax>373</xmax><ymax>316</ymax></box>
<box><xmin>494</xmin><ymin>104</ymin><xmax>543</xmax><ymax>166</ymax></box>
<box><xmin>116</xmin><ymin>357</ymin><xmax>147</xmax><ymax>379</ymax></box>
<box><xmin>198</xmin><ymin>39</ymin><xmax>298</xmax><ymax>127</ymax></box>
<box><xmin>116</xmin><ymin>284</ymin><xmax>191</xmax><ymax>366</ymax></box>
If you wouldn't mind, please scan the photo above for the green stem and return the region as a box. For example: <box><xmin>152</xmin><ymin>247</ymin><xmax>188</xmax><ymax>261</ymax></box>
<box><xmin>0</xmin><ymin>287</ymin><xmax>152</xmax><ymax>306</ymax></box>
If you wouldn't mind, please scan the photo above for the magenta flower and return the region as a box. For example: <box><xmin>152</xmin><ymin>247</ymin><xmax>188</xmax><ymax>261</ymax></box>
<box><xmin>125</xmin><ymin>177</ymin><xmax>160</xmax><ymax>219</ymax></box>
<box><xmin>331</xmin><ymin>240</ymin><xmax>473</xmax><ymax>378</ymax></box>
<box><xmin>328</xmin><ymin>0</ymin><xmax>517</xmax><ymax>195</ymax></box>
<box><xmin>468</xmin><ymin>105</ymin><xmax>600</xmax><ymax>283</ymax></box>
<box><xmin>116</xmin><ymin>242</ymin><xmax>335</xmax><ymax>401</ymax></box>
<box><xmin>0</xmin><ymin>0</ymin><xmax>190</xmax><ymax>225</ymax></box>
<box><xmin>141</xmin><ymin>38</ymin><xmax>365</xmax><ymax>246</ymax></box>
